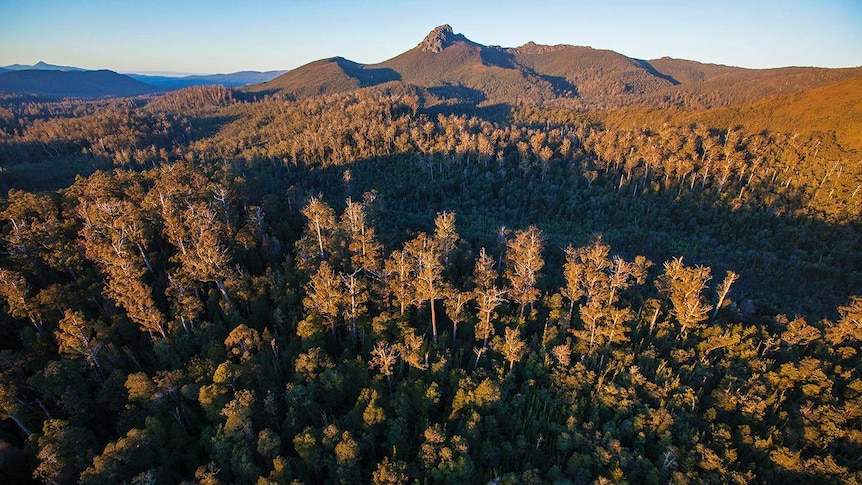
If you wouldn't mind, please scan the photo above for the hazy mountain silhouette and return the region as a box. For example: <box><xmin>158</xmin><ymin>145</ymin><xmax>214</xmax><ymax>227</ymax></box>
<box><xmin>128</xmin><ymin>70</ymin><xmax>288</xmax><ymax>88</ymax></box>
<box><xmin>0</xmin><ymin>61</ymin><xmax>287</xmax><ymax>96</ymax></box>
<box><xmin>0</xmin><ymin>69</ymin><xmax>161</xmax><ymax>98</ymax></box>
<box><xmin>247</xmin><ymin>25</ymin><xmax>862</xmax><ymax>108</ymax></box>
<box><xmin>1</xmin><ymin>61</ymin><xmax>86</xmax><ymax>72</ymax></box>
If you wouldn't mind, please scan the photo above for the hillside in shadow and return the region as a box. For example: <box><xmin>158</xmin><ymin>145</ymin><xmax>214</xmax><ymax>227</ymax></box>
<box><xmin>240</xmin><ymin>151</ymin><xmax>860</xmax><ymax>320</ymax></box>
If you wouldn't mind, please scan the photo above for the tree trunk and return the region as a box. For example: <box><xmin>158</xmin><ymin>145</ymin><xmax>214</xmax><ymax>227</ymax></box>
<box><xmin>430</xmin><ymin>298</ymin><xmax>437</xmax><ymax>343</ymax></box>
<box><xmin>215</xmin><ymin>279</ymin><xmax>231</xmax><ymax>305</ymax></box>
<box><xmin>8</xmin><ymin>413</ymin><xmax>31</xmax><ymax>437</ymax></box>
<box><xmin>137</xmin><ymin>242</ymin><xmax>154</xmax><ymax>273</ymax></box>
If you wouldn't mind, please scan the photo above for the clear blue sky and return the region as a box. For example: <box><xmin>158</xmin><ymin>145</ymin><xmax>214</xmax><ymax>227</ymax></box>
<box><xmin>1</xmin><ymin>0</ymin><xmax>860</xmax><ymax>74</ymax></box>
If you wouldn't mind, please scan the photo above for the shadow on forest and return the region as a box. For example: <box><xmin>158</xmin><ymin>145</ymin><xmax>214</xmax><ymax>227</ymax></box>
<box><xmin>334</xmin><ymin>58</ymin><xmax>401</xmax><ymax>87</ymax></box>
<box><xmin>539</xmin><ymin>74</ymin><xmax>579</xmax><ymax>97</ymax></box>
<box><xmin>0</xmin><ymin>141</ymin><xmax>115</xmax><ymax>193</ymax></box>
<box><xmin>427</xmin><ymin>85</ymin><xmax>487</xmax><ymax>105</ymax></box>
<box><xmin>0</xmin><ymin>113</ymin><xmax>242</xmax><ymax>194</ymax></box>
<box><xmin>185</xmin><ymin>114</ymin><xmax>241</xmax><ymax>141</ymax></box>
<box><xmin>252</xmin><ymin>152</ymin><xmax>860</xmax><ymax>319</ymax></box>
<box><xmin>1</xmin><ymin>137</ymin><xmax>858</xmax><ymax>318</ymax></box>
<box><xmin>635</xmin><ymin>59</ymin><xmax>681</xmax><ymax>85</ymax></box>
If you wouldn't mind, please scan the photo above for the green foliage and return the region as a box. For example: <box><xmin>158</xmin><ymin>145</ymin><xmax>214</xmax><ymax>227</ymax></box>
<box><xmin>0</xmin><ymin>86</ymin><xmax>860</xmax><ymax>484</ymax></box>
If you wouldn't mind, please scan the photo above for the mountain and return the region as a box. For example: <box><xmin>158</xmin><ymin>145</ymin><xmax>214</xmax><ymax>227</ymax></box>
<box><xmin>508</xmin><ymin>42</ymin><xmax>676</xmax><ymax>102</ymax></box>
<box><xmin>129</xmin><ymin>70</ymin><xmax>288</xmax><ymax>88</ymax></box>
<box><xmin>247</xmin><ymin>25</ymin><xmax>862</xmax><ymax>108</ymax></box>
<box><xmin>252</xmin><ymin>57</ymin><xmax>400</xmax><ymax>98</ymax></box>
<box><xmin>644</xmin><ymin>60</ymin><xmax>862</xmax><ymax>108</ymax></box>
<box><xmin>1</xmin><ymin>61</ymin><xmax>85</xmax><ymax>71</ymax></box>
<box><xmin>0</xmin><ymin>61</ymin><xmax>286</xmax><ymax>95</ymax></box>
<box><xmin>251</xmin><ymin>25</ymin><xmax>573</xmax><ymax>104</ymax></box>
<box><xmin>0</xmin><ymin>69</ymin><xmax>161</xmax><ymax>98</ymax></box>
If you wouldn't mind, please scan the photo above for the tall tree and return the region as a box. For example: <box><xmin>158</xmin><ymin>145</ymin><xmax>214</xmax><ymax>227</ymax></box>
<box><xmin>340</xmin><ymin>269</ymin><xmax>369</xmax><ymax>339</ymax></box>
<box><xmin>177</xmin><ymin>201</ymin><xmax>234</xmax><ymax>305</ymax></box>
<box><xmin>443</xmin><ymin>289</ymin><xmax>471</xmax><ymax>341</ymax></box>
<box><xmin>504</xmin><ymin>226</ymin><xmax>545</xmax><ymax>317</ymax></box>
<box><xmin>406</xmin><ymin>212</ymin><xmax>459</xmax><ymax>342</ymax></box>
<box><xmin>55</xmin><ymin>309</ymin><xmax>105</xmax><ymax>380</ymax></box>
<box><xmin>473</xmin><ymin>248</ymin><xmax>506</xmax><ymax>349</ymax></box>
<box><xmin>385</xmin><ymin>249</ymin><xmax>413</xmax><ymax>316</ymax></box>
<box><xmin>75</xmin><ymin>172</ymin><xmax>167</xmax><ymax>338</ymax></box>
<box><xmin>1</xmin><ymin>189</ymin><xmax>78</xmax><ymax>276</ymax></box>
<box><xmin>407</xmin><ymin>233</ymin><xmax>445</xmax><ymax>342</ymax></box>
<box><xmin>0</xmin><ymin>269</ymin><xmax>45</xmax><ymax>336</ymax></box>
<box><xmin>298</xmin><ymin>196</ymin><xmax>338</xmax><ymax>270</ymax></box>
<box><xmin>303</xmin><ymin>261</ymin><xmax>345</xmax><ymax>338</ymax></box>
<box><xmin>494</xmin><ymin>326</ymin><xmax>526</xmax><ymax>375</ymax></box>
<box><xmin>713</xmin><ymin>270</ymin><xmax>739</xmax><ymax>318</ymax></box>
<box><xmin>369</xmin><ymin>341</ymin><xmax>399</xmax><ymax>390</ymax></box>
<box><xmin>341</xmin><ymin>195</ymin><xmax>382</xmax><ymax>275</ymax></box>
<box><xmin>657</xmin><ymin>257</ymin><xmax>713</xmax><ymax>338</ymax></box>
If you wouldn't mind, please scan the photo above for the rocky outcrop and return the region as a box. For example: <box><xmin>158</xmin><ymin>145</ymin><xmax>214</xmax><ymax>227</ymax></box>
<box><xmin>419</xmin><ymin>24</ymin><xmax>456</xmax><ymax>53</ymax></box>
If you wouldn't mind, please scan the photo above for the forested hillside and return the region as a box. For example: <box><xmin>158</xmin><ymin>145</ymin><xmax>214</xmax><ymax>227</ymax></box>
<box><xmin>1</xmin><ymin>52</ymin><xmax>861</xmax><ymax>484</ymax></box>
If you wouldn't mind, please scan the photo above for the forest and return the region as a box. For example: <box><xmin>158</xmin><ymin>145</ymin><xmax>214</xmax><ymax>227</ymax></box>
<box><xmin>0</xmin><ymin>82</ymin><xmax>860</xmax><ymax>484</ymax></box>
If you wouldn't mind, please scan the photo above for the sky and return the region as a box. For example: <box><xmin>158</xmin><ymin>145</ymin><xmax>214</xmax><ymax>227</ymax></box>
<box><xmin>1</xmin><ymin>0</ymin><xmax>860</xmax><ymax>75</ymax></box>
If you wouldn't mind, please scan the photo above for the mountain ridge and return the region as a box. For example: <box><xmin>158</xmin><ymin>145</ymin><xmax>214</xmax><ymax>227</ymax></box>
<box><xmin>127</xmin><ymin>70</ymin><xmax>288</xmax><ymax>88</ymax></box>
<box><xmin>246</xmin><ymin>25</ymin><xmax>862</xmax><ymax>108</ymax></box>
<box><xmin>0</xmin><ymin>62</ymin><xmax>288</xmax><ymax>97</ymax></box>
<box><xmin>0</xmin><ymin>69</ymin><xmax>161</xmax><ymax>98</ymax></box>
<box><xmin>0</xmin><ymin>61</ymin><xmax>86</xmax><ymax>72</ymax></box>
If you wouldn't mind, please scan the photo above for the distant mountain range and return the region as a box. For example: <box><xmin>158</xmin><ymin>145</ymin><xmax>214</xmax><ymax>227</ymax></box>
<box><xmin>1</xmin><ymin>61</ymin><xmax>86</xmax><ymax>72</ymax></box>
<box><xmin>0</xmin><ymin>69</ymin><xmax>160</xmax><ymax>98</ymax></box>
<box><xmin>2</xmin><ymin>27</ymin><xmax>860</xmax><ymax>103</ymax></box>
<box><xmin>247</xmin><ymin>25</ymin><xmax>862</xmax><ymax>109</ymax></box>
<box><xmin>0</xmin><ymin>61</ymin><xmax>286</xmax><ymax>98</ymax></box>
<box><xmin>127</xmin><ymin>71</ymin><xmax>288</xmax><ymax>89</ymax></box>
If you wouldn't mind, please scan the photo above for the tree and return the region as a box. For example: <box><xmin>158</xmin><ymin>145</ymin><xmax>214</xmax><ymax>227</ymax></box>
<box><xmin>0</xmin><ymin>371</ymin><xmax>33</xmax><ymax>437</ymax></box>
<box><xmin>341</xmin><ymin>269</ymin><xmax>369</xmax><ymax>339</ymax></box>
<box><xmin>373</xmin><ymin>456</ymin><xmax>408</xmax><ymax>484</ymax></box>
<box><xmin>713</xmin><ymin>270</ymin><xmax>739</xmax><ymax>318</ymax></box>
<box><xmin>385</xmin><ymin>249</ymin><xmax>413</xmax><ymax>316</ymax></box>
<box><xmin>443</xmin><ymin>289</ymin><xmax>471</xmax><ymax>341</ymax></box>
<box><xmin>341</xmin><ymin>195</ymin><xmax>382</xmax><ymax>275</ymax></box>
<box><xmin>55</xmin><ymin>310</ymin><xmax>105</xmax><ymax>379</ymax></box>
<box><xmin>224</xmin><ymin>324</ymin><xmax>262</xmax><ymax>363</ymax></box>
<box><xmin>398</xmin><ymin>329</ymin><xmax>428</xmax><ymax>371</ymax></box>
<box><xmin>165</xmin><ymin>272</ymin><xmax>203</xmax><ymax>334</ymax></box>
<box><xmin>369</xmin><ymin>341</ymin><xmax>399</xmax><ymax>390</ymax></box>
<box><xmin>495</xmin><ymin>326</ymin><xmax>527</xmax><ymax>374</ymax></box>
<box><xmin>298</xmin><ymin>196</ymin><xmax>338</xmax><ymax>269</ymax></box>
<box><xmin>0</xmin><ymin>269</ymin><xmax>45</xmax><ymax>336</ymax></box>
<box><xmin>408</xmin><ymin>233</ymin><xmax>444</xmax><ymax>341</ymax></box>
<box><xmin>432</xmin><ymin>211</ymin><xmax>458</xmax><ymax>257</ymax></box>
<box><xmin>504</xmin><ymin>226</ymin><xmax>545</xmax><ymax>317</ymax></box>
<box><xmin>405</xmin><ymin>216</ymin><xmax>458</xmax><ymax>344</ymax></box>
<box><xmin>1</xmin><ymin>189</ymin><xmax>78</xmax><ymax>276</ymax></box>
<box><xmin>35</xmin><ymin>419</ymin><xmax>97</xmax><ymax>485</ymax></box>
<box><xmin>563</xmin><ymin>238</ymin><xmax>649</xmax><ymax>355</ymax></box>
<box><xmin>177</xmin><ymin>201</ymin><xmax>234</xmax><ymax>305</ymax></box>
<box><xmin>824</xmin><ymin>296</ymin><xmax>862</xmax><ymax>346</ymax></box>
<box><xmin>561</xmin><ymin>245</ymin><xmax>587</xmax><ymax>324</ymax></box>
<box><xmin>657</xmin><ymin>257</ymin><xmax>713</xmax><ymax>338</ymax></box>
<box><xmin>473</xmin><ymin>248</ymin><xmax>506</xmax><ymax>349</ymax></box>
<box><xmin>303</xmin><ymin>261</ymin><xmax>345</xmax><ymax>338</ymax></box>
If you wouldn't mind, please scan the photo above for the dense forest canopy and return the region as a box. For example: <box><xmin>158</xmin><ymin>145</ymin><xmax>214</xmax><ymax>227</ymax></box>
<box><xmin>0</xmin><ymin>60</ymin><xmax>861</xmax><ymax>484</ymax></box>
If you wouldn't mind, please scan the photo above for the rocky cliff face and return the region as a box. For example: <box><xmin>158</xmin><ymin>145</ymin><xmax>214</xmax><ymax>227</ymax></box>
<box><xmin>418</xmin><ymin>24</ymin><xmax>456</xmax><ymax>53</ymax></box>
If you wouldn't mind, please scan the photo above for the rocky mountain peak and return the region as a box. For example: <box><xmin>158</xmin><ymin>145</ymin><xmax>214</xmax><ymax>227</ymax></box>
<box><xmin>419</xmin><ymin>24</ymin><xmax>456</xmax><ymax>53</ymax></box>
